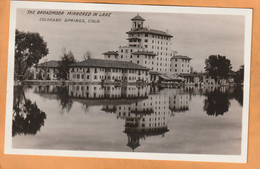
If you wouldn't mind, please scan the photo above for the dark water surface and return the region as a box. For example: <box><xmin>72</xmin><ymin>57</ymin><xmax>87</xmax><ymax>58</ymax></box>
<box><xmin>12</xmin><ymin>84</ymin><xmax>243</xmax><ymax>155</ymax></box>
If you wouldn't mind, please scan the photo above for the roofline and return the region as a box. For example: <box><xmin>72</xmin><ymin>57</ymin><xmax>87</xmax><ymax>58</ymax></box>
<box><xmin>132</xmin><ymin>52</ymin><xmax>157</xmax><ymax>56</ymax></box>
<box><xmin>36</xmin><ymin>65</ymin><xmax>60</xmax><ymax>68</ymax></box>
<box><xmin>102</xmin><ymin>52</ymin><xmax>119</xmax><ymax>55</ymax></box>
<box><xmin>126</xmin><ymin>30</ymin><xmax>173</xmax><ymax>38</ymax></box>
<box><xmin>69</xmin><ymin>64</ymin><xmax>148</xmax><ymax>70</ymax></box>
<box><xmin>171</xmin><ymin>56</ymin><xmax>192</xmax><ymax>60</ymax></box>
<box><xmin>131</xmin><ymin>18</ymin><xmax>145</xmax><ymax>21</ymax></box>
<box><xmin>69</xmin><ymin>59</ymin><xmax>149</xmax><ymax>70</ymax></box>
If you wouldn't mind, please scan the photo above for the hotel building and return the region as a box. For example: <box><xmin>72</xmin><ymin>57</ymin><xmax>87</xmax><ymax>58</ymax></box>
<box><xmin>103</xmin><ymin>14</ymin><xmax>192</xmax><ymax>76</ymax></box>
<box><xmin>34</xmin><ymin>60</ymin><xmax>61</xmax><ymax>80</ymax></box>
<box><xmin>69</xmin><ymin>59</ymin><xmax>150</xmax><ymax>83</ymax></box>
<box><xmin>171</xmin><ymin>55</ymin><xmax>192</xmax><ymax>74</ymax></box>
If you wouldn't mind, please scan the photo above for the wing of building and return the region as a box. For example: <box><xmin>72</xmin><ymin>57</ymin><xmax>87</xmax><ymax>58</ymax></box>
<box><xmin>69</xmin><ymin>59</ymin><xmax>150</xmax><ymax>83</ymax></box>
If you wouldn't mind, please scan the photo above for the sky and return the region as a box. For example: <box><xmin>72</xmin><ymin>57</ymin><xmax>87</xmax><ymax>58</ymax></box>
<box><xmin>16</xmin><ymin>8</ymin><xmax>245</xmax><ymax>72</ymax></box>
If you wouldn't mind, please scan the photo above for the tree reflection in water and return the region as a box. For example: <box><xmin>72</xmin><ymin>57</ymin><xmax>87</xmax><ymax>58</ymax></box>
<box><xmin>203</xmin><ymin>89</ymin><xmax>230</xmax><ymax>116</ymax></box>
<box><xmin>34</xmin><ymin>85</ymin><xmax>74</xmax><ymax>115</ymax></box>
<box><xmin>232</xmin><ymin>86</ymin><xmax>243</xmax><ymax>106</ymax></box>
<box><xmin>13</xmin><ymin>86</ymin><xmax>46</xmax><ymax>136</ymax></box>
<box><xmin>203</xmin><ymin>86</ymin><xmax>243</xmax><ymax>116</ymax></box>
<box><xmin>56</xmin><ymin>86</ymin><xmax>73</xmax><ymax>114</ymax></box>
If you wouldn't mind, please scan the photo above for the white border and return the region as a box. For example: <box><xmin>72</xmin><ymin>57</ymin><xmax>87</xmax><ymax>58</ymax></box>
<box><xmin>5</xmin><ymin>1</ymin><xmax>253</xmax><ymax>163</ymax></box>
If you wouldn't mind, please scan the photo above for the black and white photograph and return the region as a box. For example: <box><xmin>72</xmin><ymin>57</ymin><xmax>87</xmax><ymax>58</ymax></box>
<box><xmin>5</xmin><ymin>1</ymin><xmax>252</xmax><ymax>163</ymax></box>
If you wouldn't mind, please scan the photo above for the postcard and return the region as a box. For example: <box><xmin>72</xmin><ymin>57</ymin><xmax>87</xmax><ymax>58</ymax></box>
<box><xmin>5</xmin><ymin>1</ymin><xmax>252</xmax><ymax>163</ymax></box>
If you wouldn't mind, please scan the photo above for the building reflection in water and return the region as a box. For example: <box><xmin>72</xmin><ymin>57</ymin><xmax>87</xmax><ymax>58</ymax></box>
<box><xmin>68</xmin><ymin>84</ymin><xmax>192</xmax><ymax>151</ymax></box>
<box><xmin>29</xmin><ymin>84</ymin><xmax>243</xmax><ymax>151</ymax></box>
<box><xmin>34</xmin><ymin>85</ymin><xmax>73</xmax><ymax>114</ymax></box>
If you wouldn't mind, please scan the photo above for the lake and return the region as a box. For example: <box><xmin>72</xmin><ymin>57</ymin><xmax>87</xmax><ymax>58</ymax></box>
<box><xmin>12</xmin><ymin>84</ymin><xmax>243</xmax><ymax>155</ymax></box>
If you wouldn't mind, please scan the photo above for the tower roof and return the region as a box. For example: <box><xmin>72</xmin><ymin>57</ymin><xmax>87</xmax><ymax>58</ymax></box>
<box><xmin>131</xmin><ymin>14</ymin><xmax>145</xmax><ymax>21</ymax></box>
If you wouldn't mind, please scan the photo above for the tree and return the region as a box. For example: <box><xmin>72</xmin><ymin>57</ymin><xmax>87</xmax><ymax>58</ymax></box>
<box><xmin>204</xmin><ymin>55</ymin><xmax>232</xmax><ymax>83</ymax></box>
<box><xmin>15</xmin><ymin>29</ymin><xmax>49</xmax><ymax>80</ymax></box>
<box><xmin>58</xmin><ymin>48</ymin><xmax>76</xmax><ymax>80</ymax></box>
<box><xmin>82</xmin><ymin>50</ymin><xmax>92</xmax><ymax>60</ymax></box>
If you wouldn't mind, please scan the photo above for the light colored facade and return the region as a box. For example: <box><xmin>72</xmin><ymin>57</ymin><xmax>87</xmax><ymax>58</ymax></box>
<box><xmin>179</xmin><ymin>73</ymin><xmax>201</xmax><ymax>85</ymax></box>
<box><xmin>116</xmin><ymin>92</ymin><xmax>171</xmax><ymax>151</ymax></box>
<box><xmin>125</xmin><ymin>15</ymin><xmax>174</xmax><ymax>73</ymax></box>
<box><xmin>103</xmin><ymin>14</ymin><xmax>189</xmax><ymax>75</ymax></box>
<box><xmin>202</xmin><ymin>74</ymin><xmax>217</xmax><ymax>86</ymax></box>
<box><xmin>169</xmin><ymin>94</ymin><xmax>190</xmax><ymax>113</ymax></box>
<box><xmin>34</xmin><ymin>60</ymin><xmax>60</xmax><ymax>80</ymax></box>
<box><xmin>103</xmin><ymin>51</ymin><xmax>119</xmax><ymax>60</ymax></box>
<box><xmin>171</xmin><ymin>55</ymin><xmax>192</xmax><ymax>74</ymax></box>
<box><xmin>116</xmin><ymin>93</ymin><xmax>172</xmax><ymax>130</ymax></box>
<box><xmin>68</xmin><ymin>84</ymin><xmax>150</xmax><ymax>99</ymax></box>
<box><xmin>69</xmin><ymin>59</ymin><xmax>150</xmax><ymax>83</ymax></box>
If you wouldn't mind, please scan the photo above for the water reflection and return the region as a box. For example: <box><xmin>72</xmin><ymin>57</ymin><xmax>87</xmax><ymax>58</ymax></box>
<box><xmin>203</xmin><ymin>86</ymin><xmax>243</xmax><ymax>116</ymax></box>
<box><xmin>34</xmin><ymin>85</ymin><xmax>73</xmax><ymax>114</ymax></box>
<box><xmin>13</xmin><ymin>86</ymin><xmax>46</xmax><ymax>136</ymax></box>
<box><xmin>203</xmin><ymin>89</ymin><xmax>230</xmax><ymax>116</ymax></box>
<box><xmin>12</xmin><ymin>84</ymin><xmax>244</xmax><ymax>152</ymax></box>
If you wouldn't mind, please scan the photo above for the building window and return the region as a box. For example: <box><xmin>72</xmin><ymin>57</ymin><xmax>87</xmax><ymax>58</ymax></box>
<box><xmin>86</xmin><ymin>75</ymin><xmax>89</xmax><ymax>79</ymax></box>
<box><xmin>94</xmin><ymin>75</ymin><xmax>97</xmax><ymax>79</ymax></box>
<box><xmin>77</xmin><ymin>74</ymin><xmax>80</xmax><ymax>79</ymax></box>
<box><xmin>145</xmin><ymin>39</ymin><xmax>148</xmax><ymax>42</ymax></box>
<box><xmin>145</xmin><ymin>34</ymin><xmax>148</xmax><ymax>37</ymax></box>
<box><xmin>125</xmin><ymin>49</ymin><xmax>128</xmax><ymax>53</ymax></box>
<box><xmin>81</xmin><ymin>74</ymin><xmax>84</xmax><ymax>79</ymax></box>
<box><xmin>145</xmin><ymin>45</ymin><xmax>148</xmax><ymax>48</ymax></box>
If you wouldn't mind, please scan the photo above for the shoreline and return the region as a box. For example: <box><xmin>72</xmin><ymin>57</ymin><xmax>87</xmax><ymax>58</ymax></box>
<box><xmin>14</xmin><ymin>80</ymin><xmax>239</xmax><ymax>87</ymax></box>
